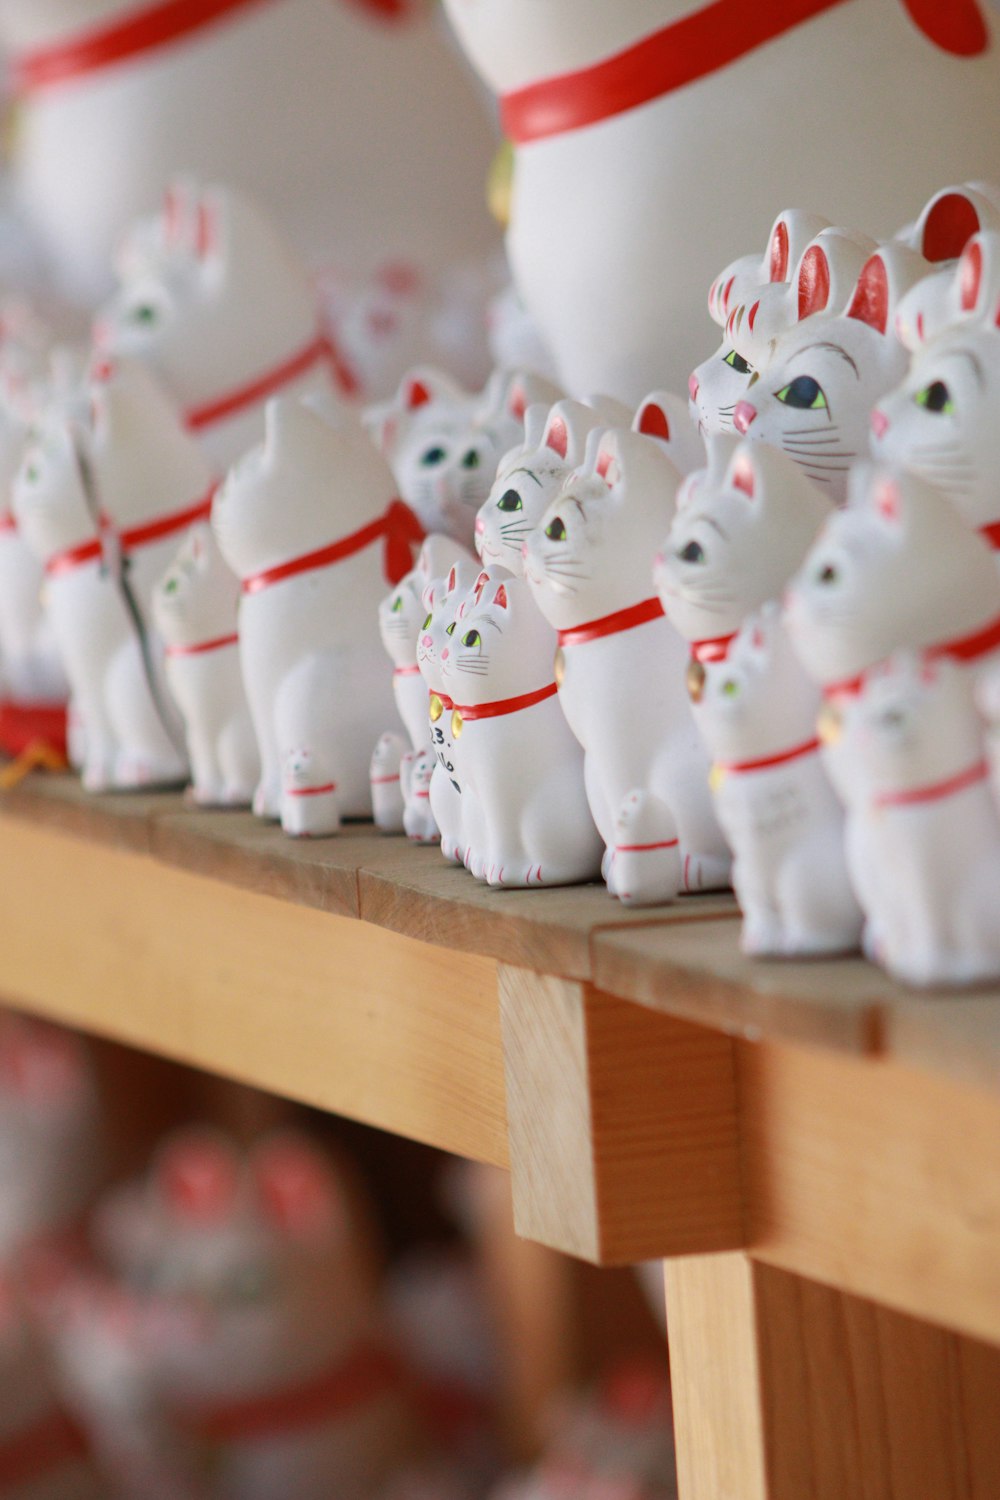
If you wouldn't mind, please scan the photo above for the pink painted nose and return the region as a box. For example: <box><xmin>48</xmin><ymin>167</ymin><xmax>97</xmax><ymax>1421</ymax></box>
<box><xmin>475</xmin><ymin>515</ymin><xmax>485</xmax><ymax>534</ymax></box>
<box><xmin>440</xmin><ymin>647</ymin><xmax>449</xmax><ymax>660</ymax></box>
<box><xmin>870</xmin><ymin>407</ymin><xmax>889</xmax><ymax>440</ymax></box>
<box><xmin>733</xmin><ymin>401</ymin><xmax>757</xmax><ymax>434</ymax></box>
<box><xmin>421</xmin><ymin>633</ymin><xmax>432</xmax><ymax>648</ymax></box>
<box><xmin>688</xmin><ymin>372</ymin><xmax>700</xmax><ymax>402</ymax></box>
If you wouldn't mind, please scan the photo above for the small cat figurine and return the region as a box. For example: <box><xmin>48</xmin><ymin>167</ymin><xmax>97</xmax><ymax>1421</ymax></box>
<box><xmin>839</xmin><ymin>651</ymin><xmax>1000</xmax><ymax>987</ymax></box>
<box><xmin>872</xmin><ymin>231</ymin><xmax>1000</xmax><ymax>544</ymax></box>
<box><xmin>654</xmin><ymin>437</ymin><xmax>832</xmax><ymax>657</ymax></box>
<box><xmin>213</xmin><ymin>396</ymin><xmax>417</xmax><ymax>836</ymax></box>
<box><xmin>374</xmin><ymin>535</ymin><xmax>476</xmax><ymax>836</ymax></box>
<box><xmin>153</xmin><ymin>523</ymin><xmax>260</xmax><ymax>807</ymax></box>
<box><xmin>96</xmin><ymin>182</ymin><xmax>351</xmax><ymax>470</ymax></box>
<box><xmin>524</xmin><ymin>426</ymin><xmax>730</xmax><ymax>904</ymax></box>
<box><xmin>688</xmin><ymin>605</ymin><xmax>862</xmax><ymax>957</ymax></box>
<box><xmin>13</xmin><ymin>356</ymin><xmax>205</xmax><ymax>790</ymax></box>
<box><xmin>438</xmin><ymin>575</ymin><xmax>602</xmax><ymax>886</ymax></box>
<box><xmin>415</xmin><ymin>560</ymin><xmax>487</xmax><ymax>863</ymax></box>
<box><xmin>784</xmin><ymin>465</ymin><xmax>1000</xmax><ymax>696</ymax></box>
<box><xmin>732</xmin><ymin>246</ymin><xmax>930</xmax><ymax>502</ymax></box>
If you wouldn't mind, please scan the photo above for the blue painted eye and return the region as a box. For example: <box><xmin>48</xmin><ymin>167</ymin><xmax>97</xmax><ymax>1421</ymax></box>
<box><xmin>776</xmin><ymin>376</ymin><xmax>827</xmax><ymax>410</ymax></box>
<box><xmin>420</xmin><ymin>446</ymin><xmax>447</xmax><ymax>467</ymax></box>
<box><xmin>678</xmin><ymin>540</ymin><xmax>705</xmax><ymax>564</ymax></box>
<box><xmin>462</xmin><ymin>629</ymin><xmax>481</xmax><ymax>647</ymax></box>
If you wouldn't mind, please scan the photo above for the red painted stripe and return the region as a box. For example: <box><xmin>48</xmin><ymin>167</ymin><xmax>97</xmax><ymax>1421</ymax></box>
<box><xmin>44</xmin><ymin>535</ymin><xmax>105</xmax><ymax>577</ymax></box>
<box><xmin>500</xmin><ymin>0</ymin><xmax>852</xmax><ymax>144</ymax></box>
<box><xmin>615</xmin><ymin>838</ymin><xmax>680</xmax><ymax>853</ymax></box>
<box><xmin>242</xmin><ymin>498</ymin><xmax>423</xmax><ymax>594</ymax></box>
<box><xmin>371</xmin><ymin>773</ymin><xmax>401</xmax><ymax>785</ymax></box>
<box><xmin>186</xmin><ymin>335</ymin><xmax>357</xmax><ymax>432</ymax></box>
<box><xmin>927</xmin><ymin>609</ymin><xmax>1000</xmax><ymax>667</ymax></box>
<box><xmin>394</xmin><ymin>664</ymin><xmax>422</xmax><ymax>677</ymax></box>
<box><xmin>453</xmin><ymin>682</ymin><xmax>558</xmax><ymax>721</ymax></box>
<box><xmin>873</xmin><ymin>757</ymin><xmax>989</xmax><ymax>810</ymax></box>
<box><xmin>558</xmin><ymin>597</ymin><xmax>664</xmax><ymax>649</ymax></box>
<box><xmin>286</xmin><ymin>781</ymin><xmax>337</xmax><ymax>798</ymax></box>
<box><xmin>12</xmin><ymin>0</ymin><xmax>276</xmax><ymax>94</ymax></box>
<box><xmin>119</xmin><ymin>486</ymin><xmax>215</xmax><ymax>552</ymax></box>
<box><xmin>165</xmin><ymin>632</ymin><xmax>238</xmax><ymax>658</ymax></box>
<box><xmin>715</xmin><ymin>737</ymin><xmax>820</xmax><ymax>775</ymax></box>
<box><xmin>690</xmin><ymin>632</ymin><xmax>737</xmax><ymax>664</ymax></box>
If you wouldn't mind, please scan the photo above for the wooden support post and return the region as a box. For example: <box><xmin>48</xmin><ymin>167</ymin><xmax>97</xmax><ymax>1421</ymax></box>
<box><xmin>499</xmin><ymin>966</ymin><xmax>745</xmax><ymax>1264</ymax></box>
<box><xmin>665</xmin><ymin>1253</ymin><xmax>1000</xmax><ymax>1500</ymax></box>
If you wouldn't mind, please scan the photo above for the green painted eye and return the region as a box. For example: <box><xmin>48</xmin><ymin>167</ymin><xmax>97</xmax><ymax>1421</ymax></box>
<box><xmin>545</xmin><ymin>516</ymin><xmax>567</xmax><ymax>541</ymax></box>
<box><xmin>776</xmin><ymin>376</ymin><xmax>827</xmax><ymax>410</ymax></box>
<box><xmin>497</xmin><ymin>489</ymin><xmax>522</xmax><ymax>512</ymax></box>
<box><xmin>817</xmin><ymin>562</ymin><xmax>839</xmax><ymax>586</ymax></box>
<box><xmin>723</xmin><ymin>349</ymin><xmax>752</xmax><ymax>375</ymax></box>
<box><xmin>462</xmin><ymin>629</ymin><xmax>481</xmax><ymax>647</ymax></box>
<box><xmin>164</xmin><ymin>577</ymin><xmax>180</xmax><ymax>594</ymax></box>
<box><xmin>679</xmin><ymin>539</ymin><xmax>705</xmax><ymax>564</ymax></box>
<box><xmin>129</xmin><ymin>303</ymin><xmax>159</xmax><ymax>326</ymax></box>
<box><xmin>462</xmin><ymin>450</ymin><xmax>480</xmax><ymax>470</ymax></box>
<box><xmin>446</xmin><ymin>620</ymin><xmax>456</xmax><ymax>635</ymax></box>
<box><xmin>24</xmin><ymin>464</ymin><xmax>38</xmax><ymax>483</ymax></box>
<box><xmin>420</xmin><ymin>446</ymin><xmax>447</xmax><ymax>467</ymax></box>
<box><xmin>722</xmin><ymin>679</ymin><xmax>740</xmax><ymax>698</ymax></box>
<box><xmin>914</xmin><ymin>380</ymin><xmax>954</xmax><ymax>415</ymax></box>
<box><xmin>422</xmin><ymin>612</ymin><xmax>433</xmax><ymax>630</ymax></box>
<box><xmin>391</xmin><ymin>596</ymin><xmax>404</xmax><ymax>613</ymax></box>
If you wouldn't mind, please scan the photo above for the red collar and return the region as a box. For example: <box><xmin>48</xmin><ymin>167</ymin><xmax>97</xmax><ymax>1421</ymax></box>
<box><xmin>185</xmin><ymin>335</ymin><xmax>357</xmax><ymax>432</ymax></box>
<box><xmin>873</xmin><ymin>756</ymin><xmax>989</xmax><ymax>811</ymax></box>
<box><xmin>430</xmin><ymin>690</ymin><xmax>453</xmax><ymax>715</ymax></box>
<box><xmin>181</xmin><ymin>1342</ymin><xmax>402</xmax><ymax>1444</ymax></box>
<box><xmin>926</xmin><ymin>609</ymin><xmax>1000</xmax><ymax>667</ymax></box>
<box><xmin>715</xmin><ymin>736</ymin><xmax>820</xmax><ymax>777</ymax></box>
<box><xmin>119</xmin><ymin>484</ymin><xmax>216</xmax><ymax>553</ymax></box>
<box><xmin>558</xmin><ymin>597</ymin><xmax>664</xmax><ymax>649</ymax></box>
<box><xmin>44</xmin><ymin>531</ymin><xmax>109</xmax><ymax>578</ymax></box>
<box><xmin>0</xmin><ymin>1408</ymin><xmax>88</xmax><ymax>1490</ymax></box>
<box><xmin>690</xmin><ymin>632</ymin><xmax>736</xmax><ymax>664</ymax></box>
<box><xmin>394</xmin><ymin>663</ymin><xmax>422</xmax><ymax>677</ymax></box>
<box><xmin>11</xmin><ymin>0</ymin><xmax>278</xmax><ymax>94</ymax></box>
<box><xmin>165</xmin><ymin>631</ymin><xmax>238</xmax><ymax>659</ymax></box>
<box><xmin>500</xmin><ymin>0</ymin><xmax>850</xmax><ymax>145</ymax></box>
<box><xmin>241</xmin><ymin>498</ymin><xmax>423</xmax><ymax>595</ymax></box>
<box><xmin>981</xmin><ymin>520</ymin><xmax>1000</xmax><ymax>549</ymax></box>
<box><xmin>453</xmin><ymin>682</ymin><xmax>558</xmax><ymax>722</ymax></box>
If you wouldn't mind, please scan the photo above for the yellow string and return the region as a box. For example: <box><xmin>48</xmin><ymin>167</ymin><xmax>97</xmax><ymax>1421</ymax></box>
<box><xmin>0</xmin><ymin>742</ymin><xmax>69</xmax><ymax>791</ymax></box>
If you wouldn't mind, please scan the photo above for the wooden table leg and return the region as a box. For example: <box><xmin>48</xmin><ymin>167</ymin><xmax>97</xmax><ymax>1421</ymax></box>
<box><xmin>664</xmin><ymin>1253</ymin><xmax>1000</xmax><ymax>1500</ymax></box>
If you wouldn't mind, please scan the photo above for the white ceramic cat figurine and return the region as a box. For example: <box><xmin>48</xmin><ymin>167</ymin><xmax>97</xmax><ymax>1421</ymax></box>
<box><xmin>732</xmin><ymin>246</ymin><xmax>930</xmax><ymax>502</ymax></box>
<box><xmin>378</xmin><ymin>367</ymin><xmax>562</xmax><ymax>549</ymax></box>
<box><xmin>688</xmin><ymin>606</ymin><xmax>861</xmax><ymax>956</ymax></box>
<box><xmin>68</xmin><ymin>1129</ymin><xmax>412</xmax><ymax>1500</ymax></box>
<box><xmin>442</xmin><ymin>0</ymin><xmax>1000</xmax><ymax>401</ymax></box>
<box><xmin>374</xmin><ymin>535</ymin><xmax>476</xmax><ymax>837</ymax></box>
<box><xmin>839</xmin><ymin>651</ymin><xmax>1000</xmax><ymax>987</ymax></box>
<box><xmin>438</xmin><ymin>575</ymin><xmax>602</xmax><ymax>886</ymax></box>
<box><xmin>12</xmin><ymin>357</ymin><xmax>204</xmax><ymax>790</ymax></box>
<box><xmin>153</xmin><ymin>523</ymin><xmax>260</xmax><ymax>807</ymax></box>
<box><xmin>213</xmin><ymin>396</ymin><xmax>418</xmax><ymax>836</ymax></box>
<box><xmin>524</xmin><ymin>426</ymin><xmax>730</xmax><ymax>904</ymax></box>
<box><xmin>1</xmin><ymin>0</ymin><xmax>498</xmax><ymax>307</ymax></box>
<box><xmin>415</xmin><ymin>560</ymin><xmax>487</xmax><ymax>862</ymax></box>
<box><xmin>872</xmin><ymin>232</ymin><xmax>1000</xmax><ymax>546</ymax></box>
<box><xmin>96</xmin><ymin>181</ymin><xmax>352</xmax><ymax>471</ymax></box>
<box><xmin>654</xmin><ymin>437</ymin><xmax>833</xmax><ymax>660</ymax></box>
<box><xmin>784</xmin><ymin>466</ymin><xmax>1000</xmax><ymax>699</ymax></box>
<box><xmin>690</xmin><ymin>209</ymin><xmax>832</xmax><ymax>438</ymax></box>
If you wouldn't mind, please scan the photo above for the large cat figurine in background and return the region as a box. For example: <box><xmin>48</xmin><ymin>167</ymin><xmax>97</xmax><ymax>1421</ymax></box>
<box><xmin>96</xmin><ymin>181</ymin><xmax>353</xmax><ymax>470</ymax></box>
<box><xmin>442</xmin><ymin>0</ymin><xmax>1000</xmax><ymax>401</ymax></box>
<box><xmin>213</xmin><ymin>396</ymin><xmax>418</xmax><ymax>836</ymax></box>
<box><xmin>0</xmin><ymin>0</ymin><xmax>498</xmax><ymax>306</ymax></box>
<box><xmin>524</xmin><ymin>426</ymin><xmax>730</xmax><ymax>904</ymax></box>
<box><xmin>439</xmin><ymin>574</ymin><xmax>602</xmax><ymax>886</ymax></box>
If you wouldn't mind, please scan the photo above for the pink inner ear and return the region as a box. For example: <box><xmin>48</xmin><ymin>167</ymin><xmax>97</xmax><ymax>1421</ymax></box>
<box><xmin>876</xmin><ymin>477</ymin><xmax>900</xmax><ymax>522</ymax></box>
<box><xmin>163</xmin><ymin>186</ymin><xmax>182</xmax><ymax>244</ymax></box>
<box><xmin>254</xmin><ymin>1141</ymin><xmax>336</xmax><ymax>1239</ymax></box>
<box><xmin>509</xmin><ymin>384</ymin><xmax>527</xmax><ymax>421</ymax></box>
<box><xmin>960</xmin><ymin>239</ymin><xmax>984</xmax><ymax>312</ymax></box>
<box><xmin>546</xmin><ymin>416</ymin><xmax>568</xmax><ymax>458</ymax></box>
<box><xmin>596</xmin><ymin>448</ymin><xmax>614</xmax><ymax>480</ymax></box>
<box><xmin>769</xmin><ymin>220</ymin><xmax>790</xmax><ymax>283</ymax></box>
<box><xmin>637</xmin><ymin>402</ymin><xmax>670</xmax><ymax>441</ymax></box>
<box><xmin>447</xmin><ymin>566</ymin><xmax>457</xmax><ymax>590</ymax></box>
<box><xmin>474</xmin><ymin>570</ymin><xmax>490</xmax><ymax>596</ymax></box>
<box><xmin>847</xmin><ymin>255</ymin><xmax>890</xmax><ymax>334</ymax></box>
<box><xmin>922</xmin><ymin>191</ymin><xmax>981</xmax><ymax>262</ymax></box>
<box><xmin>158</xmin><ymin>1138</ymin><xmax>238</xmax><ymax>1222</ymax></box>
<box><xmin>494</xmin><ymin>583</ymin><xmax>509</xmax><ymax>609</ymax></box>
<box><xmin>195</xmin><ymin>201</ymin><xmax>216</xmax><ymax>260</ymax></box>
<box><xmin>797</xmin><ymin>246</ymin><xmax>831</xmax><ymax>320</ymax></box>
<box><xmin>730</xmin><ymin>456</ymin><xmax>755</xmax><ymax>498</ymax></box>
<box><xmin>752</xmin><ymin>627</ymin><xmax>765</xmax><ymax>649</ymax></box>
<box><xmin>406</xmin><ymin>378</ymin><xmax>431</xmax><ymax>410</ymax></box>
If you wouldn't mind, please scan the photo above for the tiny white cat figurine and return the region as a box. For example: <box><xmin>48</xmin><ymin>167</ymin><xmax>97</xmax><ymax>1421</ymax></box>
<box><xmin>13</xmin><ymin>356</ymin><xmax>209</xmax><ymax>790</ymax></box>
<box><xmin>872</xmin><ymin>231</ymin><xmax>1000</xmax><ymax>545</ymax></box>
<box><xmin>442</xmin><ymin>0</ymin><xmax>1000</xmax><ymax>400</ymax></box>
<box><xmin>96</xmin><ymin>181</ymin><xmax>353</xmax><ymax>470</ymax></box>
<box><xmin>153</xmin><ymin>523</ymin><xmax>259</xmax><ymax>808</ymax></box>
<box><xmin>840</xmin><ymin>651</ymin><xmax>1000</xmax><ymax>987</ymax></box>
<box><xmin>416</xmin><ymin>560</ymin><xmax>487</xmax><ymax>863</ymax></box>
<box><xmin>213</xmin><ymin>396</ymin><xmax>419</xmax><ymax>836</ymax></box>
<box><xmin>524</xmin><ymin>426</ymin><xmax>730</xmax><ymax>904</ymax></box>
<box><xmin>732</xmin><ymin>246</ymin><xmax>930</xmax><ymax>502</ymax></box>
<box><xmin>784</xmin><ymin>465</ymin><xmax>1000</xmax><ymax>697</ymax></box>
<box><xmin>688</xmin><ymin>606</ymin><xmax>862</xmax><ymax>957</ymax></box>
<box><xmin>438</xmin><ymin>575</ymin><xmax>602</xmax><ymax>886</ymax></box>
<box><xmin>654</xmin><ymin>437</ymin><xmax>833</xmax><ymax>659</ymax></box>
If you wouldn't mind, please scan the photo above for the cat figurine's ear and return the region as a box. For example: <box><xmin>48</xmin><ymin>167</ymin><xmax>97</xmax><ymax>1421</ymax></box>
<box><xmin>251</xmin><ymin>1134</ymin><xmax>344</xmax><ymax>1245</ymax></box>
<box><xmin>632</xmin><ymin>390</ymin><xmax>705</xmax><ymax>475</ymax></box>
<box><xmin>522</xmin><ymin>401</ymin><xmax>549</xmax><ymax>453</ymax></box>
<box><xmin>676</xmin><ymin>431</ymin><xmax>740</xmax><ymax>512</ymax></box>
<box><xmin>153</xmin><ymin>1130</ymin><xmax>241</xmax><ymax>1224</ymax></box>
<box><xmin>480</xmin><ymin>368</ymin><xmax>562</xmax><ymax>428</ymax></box>
<box><xmin>907</xmin><ymin>182</ymin><xmax>1000</xmax><ymax>264</ymax></box>
<box><xmin>266</xmin><ymin>394</ymin><xmax>334</xmax><ymax>468</ymax></box>
<box><xmin>708</xmin><ymin>209</ymin><xmax>831</xmax><ymax>326</ymax></box>
<box><xmin>846</xmin><ymin>246</ymin><xmax>930</xmax><ymax>335</ymax></box>
<box><xmin>873</xmin><ymin>472</ymin><xmax>903</xmax><ymax>526</ymax></box>
<box><xmin>725</xmin><ymin>445</ymin><xmax>759</xmax><ymax>500</ymax></box>
<box><xmin>794</xmin><ymin>231</ymin><xmax>876</xmax><ymax>322</ymax></box>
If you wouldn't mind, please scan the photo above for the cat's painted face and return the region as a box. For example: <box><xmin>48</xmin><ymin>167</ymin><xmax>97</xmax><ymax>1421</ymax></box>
<box><xmin>523</xmin><ymin>469</ymin><xmax>612</xmax><ymax>631</ymax></box>
<box><xmin>378</xmin><ymin>574</ymin><xmax>426</xmax><ymax>667</ymax></box>
<box><xmin>871</xmin><ymin>326</ymin><xmax>1000</xmax><ymax>533</ymax></box>
<box><xmin>655</xmin><ymin>439</ymin><xmax>830</xmax><ymax>644</ymax></box>
<box><xmin>153</xmin><ymin>525</ymin><xmax>238</xmax><ymax>645</ymax></box>
<box><xmin>440</xmin><ymin>573</ymin><xmax>556</xmax><ymax>701</ymax></box>
<box><xmin>415</xmin><ymin>561</ymin><xmax>482</xmax><ymax>692</ymax></box>
<box><xmin>12</xmin><ymin>421</ymin><xmax>96</xmax><ymax>557</ymax></box>
<box><xmin>688</xmin><ymin>345</ymin><xmax>753</xmax><ymax>437</ymax></box>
